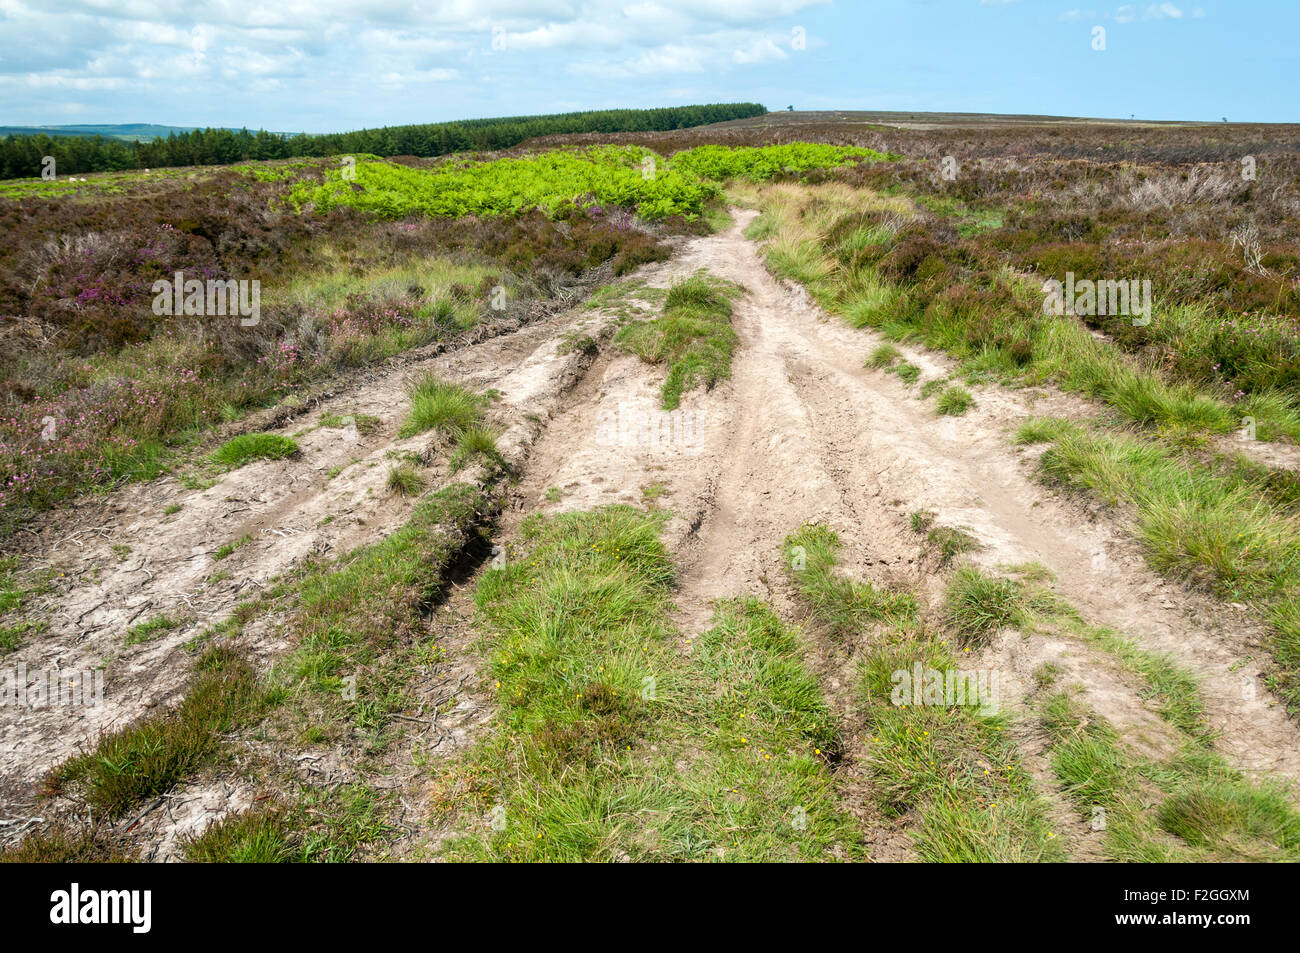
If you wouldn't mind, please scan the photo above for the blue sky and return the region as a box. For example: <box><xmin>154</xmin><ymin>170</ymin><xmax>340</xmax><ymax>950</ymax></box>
<box><xmin>0</xmin><ymin>1</ymin><xmax>1293</xmax><ymax>131</ymax></box>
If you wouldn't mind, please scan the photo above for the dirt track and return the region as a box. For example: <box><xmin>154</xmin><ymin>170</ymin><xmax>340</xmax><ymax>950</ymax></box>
<box><xmin>4</xmin><ymin>208</ymin><xmax>1298</xmax><ymax>856</ymax></box>
<box><xmin>505</xmin><ymin>209</ymin><xmax>1300</xmax><ymax>791</ymax></box>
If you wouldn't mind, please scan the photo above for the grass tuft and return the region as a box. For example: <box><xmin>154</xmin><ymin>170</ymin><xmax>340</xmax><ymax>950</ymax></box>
<box><xmin>211</xmin><ymin>433</ymin><xmax>300</xmax><ymax>468</ymax></box>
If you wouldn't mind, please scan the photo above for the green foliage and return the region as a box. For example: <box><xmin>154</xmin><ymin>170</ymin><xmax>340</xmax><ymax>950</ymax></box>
<box><xmin>293</xmin><ymin>143</ymin><xmax>897</xmax><ymax>223</ymax></box>
<box><xmin>615</xmin><ymin>272</ymin><xmax>740</xmax><ymax>408</ymax></box>
<box><xmin>294</xmin><ymin>147</ymin><xmax>720</xmax><ymax>220</ymax></box>
<box><xmin>211</xmin><ymin>433</ymin><xmax>300</xmax><ymax>468</ymax></box>
<box><xmin>672</xmin><ymin>143</ymin><xmax>890</xmax><ymax>181</ymax></box>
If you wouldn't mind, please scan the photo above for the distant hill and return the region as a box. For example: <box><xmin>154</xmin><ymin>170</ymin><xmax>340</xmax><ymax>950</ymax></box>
<box><xmin>0</xmin><ymin>104</ymin><xmax>767</xmax><ymax>179</ymax></box>
<box><xmin>0</xmin><ymin>123</ymin><xmax>277</xmax><ymax>142</ymax></box>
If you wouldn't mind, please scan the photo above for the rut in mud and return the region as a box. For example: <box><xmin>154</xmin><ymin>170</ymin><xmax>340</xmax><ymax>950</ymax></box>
<box><xmin>0</xmin><ymin>299</ymin><xmax>614</xmax><ymax>808</ymax></box>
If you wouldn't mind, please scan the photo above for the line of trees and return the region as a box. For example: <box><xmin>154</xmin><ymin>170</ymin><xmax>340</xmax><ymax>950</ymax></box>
<box><xmin>0</xmin><ymin>103</ymin><xmax>767</xmax><ymax>180</ymax></box>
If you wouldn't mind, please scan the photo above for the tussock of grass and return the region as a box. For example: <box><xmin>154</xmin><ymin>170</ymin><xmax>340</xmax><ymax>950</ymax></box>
<box><xmin>943</xmin><ymin>566</ymin><xmax>1024</xmax><ymax>645</ymax></box>
<box><xmin>210</xmin><ymin>433</ymin><xmax>300</xmax><ymax>468</ymax></box>
<box><xmin>867</xmin><ymin>344</ymin><xmax>901</xmax><ymax>369</ymax></box>
<box><xmin>934</xmin><ymin>385</ymin><xmax>974</xmax><ymax>416</ymax></box>
<box><xmin>183</xmin><ymin>806</ymin><xmax>298</xmax><ymax>863</ymax></box>
<box><xmin>449</xmin><ymin>424</ymin><xmax>503</xmax><ymax>473</ymax></box>
<box><xmin>385</xmin><ymin>463</ymin><xmax>425</xmax><ymax>496</ymax></box>
<box><xmin>399</xmin><ymin>375</ymin><xmax>485</xmax><ymax>439</ymax></box>
<box><xmin>615</xmin><ymin>271</ymin><xmax>741</xmax><ymax>410</ymax></box>
<box><xmin>892</xmin><ymin>361</ymin><xmax>921</xmax><ymax>384</ymax></box>
<box><xmin>744</xmin><ymin>180</ymin><xmax>1300</xmax><ymax>443</ymax></box>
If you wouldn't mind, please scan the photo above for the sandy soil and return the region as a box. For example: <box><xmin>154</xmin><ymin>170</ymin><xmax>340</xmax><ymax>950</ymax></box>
<box><xmin>5</xmin><ymin>208</ymin><xmax>1296</xmax><ymax>860</ymax></box>
<box><xmin>500</xmin><ymin>209</ymin><xmax>1300</xmax><ymax>803</ymax></box>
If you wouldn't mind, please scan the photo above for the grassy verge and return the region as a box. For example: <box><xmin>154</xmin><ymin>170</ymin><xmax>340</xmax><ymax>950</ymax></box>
<box><xmin>1040</xmin><ymin>690</ymin><xmax>1300</xmax><ymax>861</ymax></box>
<box><xmin>738</xmin><ymin>180</ymin><xmax>1300</xmax><ymax>441</ymax></box>
<box><xmin>431</xmin><ymin>507</ymin><xmax>861</xmax><ymax>861</ymax></box>
<box><xmin>783</xmin><ymin>523</ymin><xmax>1064</xmax><ymax>862</ymax></box>
<box><xmin>615</xmin><ymin>271</ymin><xmax>742</xmax><ymax>410</ymax></box>
<box><xmin>1016</xmin><ymin>417</ymin><xmax>1300</xmax><ymax>711</ymax></box>
<box><xmin>6</xmin><ymin>479</ymin><xmax>492</xmax><ymax>861</ymax></box>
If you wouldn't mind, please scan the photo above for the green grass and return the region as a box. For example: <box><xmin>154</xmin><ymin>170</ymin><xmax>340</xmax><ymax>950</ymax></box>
<box><xmin>385</xmin><ymin>463</ymin><xmax>425</xmax><ymax>496</ymax></box>
<box><xmin>183</xmin><ymin>806</ymin><xmax>299</xmax><ymax>863</ymax></box>
<box><xmin>892</xmin><ymin>361</ymin><xmax>921</xmax><ymax>385</ymax></box>
<box><xmin>934</xmin><ymin>385</ymin><xmax>975</xmax><ymax>416</ymax></box>
<box><xmin>398</xmin><ymin>375</ymin><xmax>486</xmax><ymax>439</ymax></box>
<box><xmin>783</xmin><ymin>524</ymin><xmax>919</xmax><ymax>637</ymax></box>
<box><xmin>746</xmin><ymin>182</ymin><xmax>1300</xmax><ymax>443</ymax></box>
<box><xmin>783</xmin><ymin>523</ymin><xmax>1063</xmax><ymax>861</ymax></box>
<box><xmin>615</xmin><ymin>271</ymin><xmax>741</xmax><ymax>410</ymax></box>
<box><xmin>213</xmin><ymin>534</ymin><xmax>253</xmax><ymax>561</ymax></box>
<box><xmin>46</xmin><ymin>644</ymin><xmax>267</xmax><ymax>817</ymax></box>
<box><xmin>291</xmin><ymin>144</ymin><xmax>889</xmax><ymax>223</ymax></box>
<box><xmin>0</xmin><ymin>556</ymin><xmax>52</xmax><ymax>655</ymax></box>
<box><xmin>125</xmin><ymin>613</ymin><xmax>184</xmax><ymax>646</ymax></box>
<box><xmin>292</xmin><ymin>146</ymin><xmax>720</xmax><ymax>220</ymax></box>
<box><xmin>556</xmin><ymin>332</ymin><xmax>598</xmax><ymax>356</ymax></box>
<box><xmin>867</xmin><ymin>344</ymin><xmax>901</xmax><ymax>369</ymax></box>
<box><xmin>287</xmin><ymin>483</ymin><xmax>487</xmax><ymax>698</ymax></box>
<box><xmin>449</xmin><ymin>424</ymin><xmax>503</xmax><ymax>473</ymax></box>
<box><xmin>1015</xmin><ymin>417</ymin><xmax>1300</xmax><ymax>710</ymax></box>
<box><xmin>435</xmin><ymin>507</ymin><xmax>861</xmax><ymax>861</ymax></box>
<box><xmin>943</xmin><ymin>566</ymin><xmax>1025</xmax><ymax>646</ymax></box>
<box><xmin>210</xmin><ymin>433</ymin><xmax>300</xmax><ymax>469</ymax></box>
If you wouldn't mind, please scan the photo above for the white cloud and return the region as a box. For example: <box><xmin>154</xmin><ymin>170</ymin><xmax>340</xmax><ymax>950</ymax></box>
<box><xmin>569</xmin><ymin>43</ymin><xmax>707</xmax><ymax>78</ymax></box>
<box><xmin>731</xmin><ymin>35</ymin><xmax>788</xmax><ymax>65</ymax></box>
<box><xmin>0</xmin><ymin>0</ymin><xmax>827</xmax><ymax>125</ymax></box>
<box><xmin>1115</xmin><ymin>3</ymin><xmax>1185</xmax><ymax>22</ymax></box>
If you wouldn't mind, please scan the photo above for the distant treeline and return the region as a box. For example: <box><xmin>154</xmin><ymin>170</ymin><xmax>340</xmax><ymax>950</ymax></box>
<box><xmin>0</xmin><ymin>103</ymin><xmax>767</xmax><ymax>180</ymax></box>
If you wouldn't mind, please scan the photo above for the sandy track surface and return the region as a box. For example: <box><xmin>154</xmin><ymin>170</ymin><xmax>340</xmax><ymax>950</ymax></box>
<box><xmin>503</xmin><ymin>209</ymin><xmax>1300</xmax><ymax>800</ymax></box>
<box><xmin>5</xmin><ymin>209</ymin><xmax>1296</xmax><ymax>858</ymax></box>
